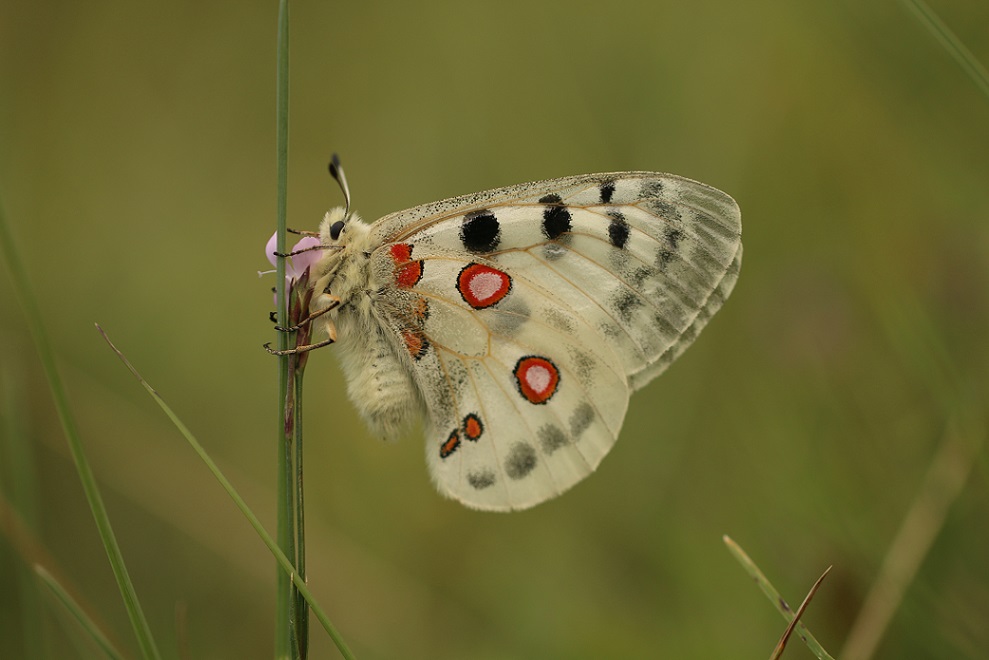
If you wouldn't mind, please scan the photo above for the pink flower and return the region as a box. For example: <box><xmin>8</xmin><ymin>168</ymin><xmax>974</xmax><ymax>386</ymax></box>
<box><xmin>264</xmin><ymin>232</ymin><xmax>322</xmax><ymax>304</ymax></box>
<box><xmin>265</xmin><ymin>232</ymin><xmax>321</xmax><ymax>279</ymax></box>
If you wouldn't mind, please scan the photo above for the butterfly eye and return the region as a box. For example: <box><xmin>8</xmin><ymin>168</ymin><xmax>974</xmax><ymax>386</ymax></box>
<box><xmin>329</xmin><ymin>220</ymin><xmax>345</xmax><ymax>241</ymax></box>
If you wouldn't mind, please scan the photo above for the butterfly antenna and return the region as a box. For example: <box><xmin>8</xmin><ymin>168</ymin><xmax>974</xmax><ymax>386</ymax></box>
<box><xmin>328</xmin><ymin>153</ymin><xmax>352</xmax><ymax>217</ymax></box>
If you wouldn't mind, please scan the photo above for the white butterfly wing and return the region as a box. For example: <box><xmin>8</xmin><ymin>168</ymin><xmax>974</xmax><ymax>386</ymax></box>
<box><xmin>367</xmin><ymin>172</ymin><xmax>741</xmax><ymax>510</ymax></box>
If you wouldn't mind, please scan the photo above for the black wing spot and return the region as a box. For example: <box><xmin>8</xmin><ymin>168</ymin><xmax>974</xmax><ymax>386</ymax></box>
<box><xmin>539</xmin><ymin>194</ymin><xmax>571</xmax><ymax>240</ymax></box>
<box><xmin>599</xmin><ymin>180</ymin><xmax>616</xmax><ymax>204</ymax></box>
<box><xmin>460</xmin><ymin>209</ymin><xmax>501</xmax><ymax>253</ymax></box>
<box><xmin>608</xmin><ymin>211</ymin><xmax>630</xmax><ymax>249</ymax></box>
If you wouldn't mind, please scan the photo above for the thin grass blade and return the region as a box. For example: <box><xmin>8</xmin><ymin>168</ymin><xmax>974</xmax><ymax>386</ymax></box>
<box><xmin>36</xmin><ymin>565</ymin><xmax>125</xmax><ymax>660</ymax></box>
<box><xmin>0</xmin><ymin>196</ymin><xmax>161</xmax><ymax>660</ymax></box>
<box><xmin>1</xmin><ymin>363</ymin><xmax>46</xmax><ymax>656</ymax></box>
<box><xmin>723</xmin><ymin>536</ymin><xmax>835</xmax><ymax>660</ymax></box>
<box><xmin>902</xmin><ymin>0</ymin><xmax>989</xmax><ymax>100</ymax></box>
<box><xmin>770</xmin><ymin>566</ymin><xmax>832</xmax><ymax>660</ymax></box>
<box><xmin>96</xmin><ymin>325</ymin><xmax>355</xmax><ymax>659</ymax></box>
<box><xmin>274</xmin><ymin>1</ymin><xmax>296</xmax><ymax>656</ymax></box>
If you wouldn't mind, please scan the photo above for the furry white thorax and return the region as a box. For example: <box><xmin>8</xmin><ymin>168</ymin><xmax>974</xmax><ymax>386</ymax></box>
<box><xmin>308</xmin><ymin>207</ymin><xmax>425</xmax><ymax>441</ymax></box>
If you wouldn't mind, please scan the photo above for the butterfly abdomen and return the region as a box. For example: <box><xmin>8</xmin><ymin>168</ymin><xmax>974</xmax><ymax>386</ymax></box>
<box><xmin>334</xmin><ymin>295</ymin><xmax>425</xmax><ymax>441</ymax></box>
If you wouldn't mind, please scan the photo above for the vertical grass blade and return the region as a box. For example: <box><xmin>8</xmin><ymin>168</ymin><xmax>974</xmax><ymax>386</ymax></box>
<box><xmin>0</xmin><ymin>197</ymin><xmax>161</xmax><ymax>659</ymax></box>
<box><xmin>274</xmin><ymin>0</ymin><xmax>295</xmax><ymax>657</ymax></box>
<box><xmin>293</xmin><ymin>369</ymin><xmax>309</xmax><ymax>658</ymax></box>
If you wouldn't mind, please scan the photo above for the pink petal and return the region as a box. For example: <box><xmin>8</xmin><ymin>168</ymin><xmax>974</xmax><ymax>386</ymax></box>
<box><xmin>289</xmin><ymin>236</ymin><xmax>322</xmax><ymax>277</ymax></box>
<box><xmin>265</xmin><ymin>232</ymin><xmax>279</xmax><ymax>268</ymax></box>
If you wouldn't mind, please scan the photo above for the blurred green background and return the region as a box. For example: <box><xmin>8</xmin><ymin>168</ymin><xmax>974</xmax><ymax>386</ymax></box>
<box><xmin>2</xmin><ymin>1</ymin><xmax>988</xmax><ymax>658</ymax></box>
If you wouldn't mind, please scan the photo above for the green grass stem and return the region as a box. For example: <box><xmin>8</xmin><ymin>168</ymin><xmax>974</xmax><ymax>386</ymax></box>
<box><xmin>293</xmin><ymin>367</ymin><xmax>309</xmax><ymax>657</ymax></box>
<box><xmin>0</xmin><ymin>196</ymin><xmax>162</xmax><ymax>660</ymax></box>
<box><xmin>274</xmin><ymin>1</ymin><xmax>295</xmax><ymax>657</ymax></box>
<box><xmin>96</xmin><ymin>326</ymin><xmax>355</xmax><ymax>659</ymax></box>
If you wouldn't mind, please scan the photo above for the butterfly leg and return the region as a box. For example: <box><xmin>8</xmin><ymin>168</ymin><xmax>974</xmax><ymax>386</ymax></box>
<box><xmin>273</xmin><ymin>296</ymin><xmax>341</xmax><ymax>332</ymax></box>
<box><xmin>286</xmin><ymin>227</ymin><xmax>320</xmax><ymax>237</ymax></box>
<box><xmin>263</xmin><ymin>338</ymin><xmax>334</xmax><ymax>355</ymax></box>
<box><xmin>264</xmin><ymin>315</ymin><xmax>337</xmax><ymax>354</ymax></box>
<box><xmin>272</xmin><ymin>243</ymin><xmax>329</xmax><ymax>258</ymax></box>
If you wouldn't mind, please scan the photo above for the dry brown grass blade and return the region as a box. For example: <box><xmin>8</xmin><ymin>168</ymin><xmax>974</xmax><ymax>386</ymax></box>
<box><xmin>771</xmin><ymin>566</ymin><xmax>832</xmax><ymax>660</ymax></box>
<box><xmin>841</xmin><ymin>421</ymin><xmax>982</xmax><ymax>660</ymax></box>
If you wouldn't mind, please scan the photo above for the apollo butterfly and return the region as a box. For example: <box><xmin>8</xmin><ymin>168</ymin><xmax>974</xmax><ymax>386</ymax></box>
<box><xmin>273</xmin><ymin>162</ymin><xmax>742</xmax><ymax>511</ymax></box>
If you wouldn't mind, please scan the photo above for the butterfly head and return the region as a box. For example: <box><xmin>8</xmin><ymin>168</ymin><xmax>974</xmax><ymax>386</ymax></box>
<box><xmin>320</xmin><ymin>207</ymin><xmax>348</xmax><ymax>243</ymax></box>
<box><xmin>318</xmin><ymin>206</ymin><xmax>365</xmax><ymax>249</ymax></box>
<box><xmin>310</xmin><ymin>204</ymin><xmax>373</xmax><ymax>286</ymax></box>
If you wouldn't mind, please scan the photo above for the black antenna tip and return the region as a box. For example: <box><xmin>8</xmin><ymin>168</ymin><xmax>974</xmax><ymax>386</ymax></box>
<box><xmin>326</xmin><ymin>153</ymin><xmax>352</xmax><ymax>215</ymax></box>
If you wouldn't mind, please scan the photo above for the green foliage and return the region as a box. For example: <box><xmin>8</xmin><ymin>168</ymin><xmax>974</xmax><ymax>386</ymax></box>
<box><xmin>1</xmin><ymin>1</ymin><xmax>987</xmax><ymax>657</ymax></box>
